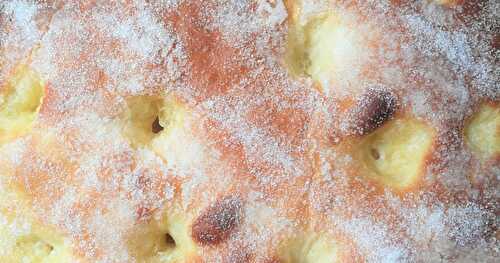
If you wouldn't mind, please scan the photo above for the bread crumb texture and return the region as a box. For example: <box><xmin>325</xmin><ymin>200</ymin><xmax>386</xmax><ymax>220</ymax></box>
<box><xmin>0</xmin><ymin>0</ymin><xmax>498</xmax><ymax>262</ymax></box>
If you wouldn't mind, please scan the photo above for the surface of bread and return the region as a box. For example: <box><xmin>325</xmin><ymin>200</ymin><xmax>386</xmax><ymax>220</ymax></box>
<box><xmin>0</xmin><ymin>0</ymin><xmax>498</xmax><ymax>262</ymax></box>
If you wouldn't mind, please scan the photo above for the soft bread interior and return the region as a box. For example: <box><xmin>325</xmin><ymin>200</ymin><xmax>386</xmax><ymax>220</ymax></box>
<box><xmin>465</xmin><ymin>103</ymin><xmax>500</xmax><ymax>159</ymax></box>
<box><xmin>285</xmin><ymin>12</ymin><xmax>371</xmax><ymax>93</ymax></box>
<box><xmin>279</xmin><ymin>233</ymin><xmax>340</xmax><ymax>263</ymax></box>
<box><xmin>357</xmin><ymin>117</ymin><xmax>434</xmax><ymax>190</ymax></box>
<box><xmin>127</xmin><ymin>209</ymin><xmax>197</xmax><ymax>263</ymax></box>
<box><xmin>0</xmin><ymin>186</ymin><xmax>74</xmax><ymax>263</ymax></box>
<box><xmin>0</xmin><ymin>66</ymin><xmax>45</xmax><ymax>145</ymax></box>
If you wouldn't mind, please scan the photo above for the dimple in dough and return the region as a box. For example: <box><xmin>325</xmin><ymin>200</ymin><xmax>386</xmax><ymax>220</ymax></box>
<box><xmin>357</xmin><ymin>117</ymin><xmax>435</xmax><ymax>190</ymax></box>
<box><xmin>465</xmin><ymin>103</ymin><xmax>500</xmax><ymax>159</ymax></box>
<box><xmin>0</xmin><ymin>66</ymin><xmax>45</xmax><ymax>145</ymax></box>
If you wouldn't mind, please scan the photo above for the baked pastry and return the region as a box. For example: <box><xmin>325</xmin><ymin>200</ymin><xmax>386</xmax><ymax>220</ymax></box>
<box><xmin>0</xmin><ymin>0</ymin><xmax>498</xmax><ymax>262</ymax></box>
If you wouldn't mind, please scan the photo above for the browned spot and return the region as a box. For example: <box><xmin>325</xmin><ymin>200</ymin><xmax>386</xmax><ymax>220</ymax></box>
<box><xmin>192</xmin><ymin>196</ymin><xmax>243</xmax><ymax>246</ymax></box>
<box><xmin>151</xmin><ymin>116</ymin><xmax>164</xmax><ymax>134</ymax></box>
<box><xmin>347</xmin><ymin>88</ymin><xmax>397</xmax><ymax>136</ymax></box>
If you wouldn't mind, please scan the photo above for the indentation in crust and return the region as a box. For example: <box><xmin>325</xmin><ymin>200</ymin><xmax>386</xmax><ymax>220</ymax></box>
<box><xmin>278</xmin><ymin>234</ymin><xmax>340</xmax><ymax>263</ymax></box>
<box><xmin>465</xmin><ymin>102</ymin><xmax>500</xmax><ymax>159</ymax></box>
<box><xmin>0</xmin><ymin>210</ymin><xmax>75</xmax><ymax>262</ymax></box>
<box><xmin>345</xmin><ymin>88</ymin><xmax>398</xmax><ymax>136</ymax></box>
<box><xmin>126</xmin><ymin>210</ymin><xmax>198</xmax><ymax>262</ymax></box>
<box><xmin>126</xmin><ymin>219</ymin><xmax>175</xmax><ymax>260</ymax></box>
<box><xmin>120</xmin><ymin>95</ymin><xmax>164</xmax><ymax>147</ymax></box>
<box><xmin>151</xmin><ymin>116</ymin><xmax>164</xmax><ymax>134</ymax></box>
<box><xmin>284</xmin><ymin>10</ymin><xmax>378</xmax><ymax>94</ymax></box>
<box><xmin>120</xmin><ymin>95</ymin><xmax>186</xmax><ymax>148</ymax></box>
<box><xmin>356</xmin><ymin>117</ymin><xmax>435</xmax><ymax>190</ymax></box>
<box><xmin>0</xmin><ymin>66</ymin><xmax>45</xmax><ymax>145</ymax></box>
<box><xmin>10</xmin><ymin>235</ymin><xmax>54</xmax><ymax>261</ymax></box>
<box><xmin>191</xmin><ymin>196</ymin><xmax>243</xmax><ymax>246</ymax></box>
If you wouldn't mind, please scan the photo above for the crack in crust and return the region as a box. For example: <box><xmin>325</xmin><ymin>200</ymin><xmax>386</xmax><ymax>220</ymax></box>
<box><xmin>191</xmin><ymin>196</ymin><xmax>243</xmax><ymax>246</ymax></box>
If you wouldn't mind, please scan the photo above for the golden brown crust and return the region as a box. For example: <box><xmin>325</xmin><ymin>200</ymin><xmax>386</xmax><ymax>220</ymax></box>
<box><xmin>0</xmin><ymin>0</ymin><xmax>498</xmax><ymax>262</ymax></box>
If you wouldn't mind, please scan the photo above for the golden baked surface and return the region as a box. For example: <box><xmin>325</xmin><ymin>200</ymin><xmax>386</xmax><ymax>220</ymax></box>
<box><xmin>0</xmin><ymin>0</ymin><xmax>498</xmax><ymax>262</ymax></box>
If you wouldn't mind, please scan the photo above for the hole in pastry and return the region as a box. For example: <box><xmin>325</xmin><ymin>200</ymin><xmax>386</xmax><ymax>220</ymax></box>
<box><xmin>127</xmin><ymin>212</ymin><xmax>198</xmax><ymax>262</ymax></box>
<box><xmin>0</xmin><ymin>66</ymin><xmax>45</xmax><ymax>145</ymax></box>
<box><xmin>370</xmin><ymin>148</ymin><xmax>380</xmax><ymax>160</ymax></box>
<box><xmin>121</xmin><ymin>95</ymin><xmax>164</xmax><ymax>147</ymax></box>
<box><xmin>164</xmin><ymin>232</ymin><xmax>176</xmax><ymax>247</ymax></box>
<box><xmin>465</xmin><ymin>103</ymin><xmax>500</xmax><ymax>159</ymax></box>
<box><xmin>121</xmin><ymin>95</ymin><xmax>187</xmax><ymax>149</ymax></box>
<box><xmin>127</xmin><ymin>221</ymin><xmax>174</xmax><ymax>259</ymax></box>
<box><xmin>357</xmin><ymin>117</ymin><xmax>434</xmax><ymax>190</ymax></box>
<box><xmin>157</xmin><ymin>231</ymin><xmax>178</xmax><ymax>253</ymax></box>
<box><xmin>152</xmin><ymin>116</ymin><xmax>164</xmax><ymax>134</ymax></box>
<box><xmin>157</xmin><ymin>214</ymin><xmax>198</xmax><ymax>261</ymax></box>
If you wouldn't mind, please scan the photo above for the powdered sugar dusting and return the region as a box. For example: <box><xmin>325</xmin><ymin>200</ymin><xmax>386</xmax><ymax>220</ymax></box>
<box><xmin>0</xmin><ymin>0</ymin><xmax>498</xmax><ymax>262</ymax></box>
<box><xmin>0</xmin><ymin>0</ymin><xmax>42</xmax><ymax>85</ymax></box>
